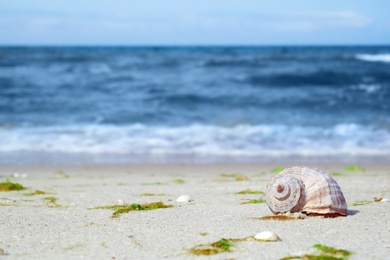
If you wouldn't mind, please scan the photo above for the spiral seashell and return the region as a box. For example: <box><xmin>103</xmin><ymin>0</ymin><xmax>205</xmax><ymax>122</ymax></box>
<box><xmin>266</xmin><ymin>166</ymin><xmax>347</xmax><ymax>216</ymax></box>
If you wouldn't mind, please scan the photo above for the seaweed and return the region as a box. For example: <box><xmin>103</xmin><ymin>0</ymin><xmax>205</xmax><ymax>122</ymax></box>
<box><xmin>55</xmin><ymin>169</ymin><xmax>70</xmax><ymax>178</ymax></box>
<box><xmin>234</xmin><ymin>174</ymin><xmax>249</xmax><ymax>181</ymax></box>
<box><xmin>280</xmin><ymin>244</ymin><xmax>352</xmax><ymax>260</ymax></box>
<box><xmin>189</xmin><ymin>238</ymin><xmax>234</xmax><ymax>255</ymax></box>
<box><xmin>173</xmin><ymin>179</ymin><xmax>185</xmax><ymax>184</ymax></box>
<box><xmin>345</xmin><ymin>165</ymin><xmax>365</xmax><ymax>172</ymax></box>
<box><xmin>351</xmin><ymin>200</ymin><xmax>372</xmax><ymax>206</ymax></box>
<box><xmin>280</xmin><ymin>257</ymin><xmax>298</xmax><ymax>260</ymax></box>
<box><xmin>254</xmin><ymin>172</ymin><xmax>267</xmax><ymax>177</ymax></box>
<box><xmin>142</xmin><ymin>182</ymin><xmax>163</xmax><ymax>185</ymax></box>
<box><xmin>271</xmin><ymin>167</ymin><xmax>284</xmax><ymax>173</ymax></box>
<box><xmin>140</xmin><ymin>193</ymin><xmax>166</xmax><ymax>196</ymax></box>
<box><xmin>0</xmin><ymin>180</ymin><xmax>24</xmax><ymax>191</ymax></box>
<box><xmin>331</xmin><ymin>172</ymin><xmax>346</xmax><ymax>177</ymax></box>
<box><xmin>90</xmin><ymin>201</ymin><xmax>173</xmax><ymax>218</ymax></box>
<box><xmin>236</xmin><ymin>189</ymin><xmax>264</xmax><ymax>195</ymax></box>
<box><xmin>63</xmin><ymin>243</ymin><xmax>84</xmax><ymax>250</ymax></box>
<box><xmin>24</xmin><ymin>190</ymin><xmax>46</xmax><ymax>196</ymax></box>
<box><xmin>313</xmin><ymin>244</ymin><xmax>352</xmax><ymax>257</ymax></box>
<box><xmin>189</xmin><ymin>237</ymin><xmax>252</xmax><ymax>255</ymax></box>
<box><xmin>212</xmin><ymin>238</ymin><xmax>232</xmax><ymax>251</ymax></box>
<box><xmin>0</xmin><ymin>248</ymin><xmax>6</xmax><ymax>255</ymax></box>
<box><xmin>259</xmin><ymin>215</ymin><xmax>296</xmax><ymax>221</ymax></box>
<box><xmin>43</xmin><ymin>196</ymin><xmax>60</xmax><ymax>207</ymax></box>
<box><xmin>220</xmin><ymin>173</ymin><xmax>249</xmax><ymax>181</ymax></box>
<box><xmin>241</xmin><ymin>199</ymin><xmax>266</xmax><ymax>204</ymax></box>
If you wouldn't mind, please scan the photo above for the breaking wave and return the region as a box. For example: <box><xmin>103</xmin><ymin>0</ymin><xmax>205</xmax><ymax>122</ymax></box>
<box><xmin>356</xmin><ymin>54</ymin><xmax>390</xmax><ymax>63</ymax></box>
<box><xmin>0</xmin><ymin>123</ymin><xmax>389</xmax><ymax>161</ymax></box>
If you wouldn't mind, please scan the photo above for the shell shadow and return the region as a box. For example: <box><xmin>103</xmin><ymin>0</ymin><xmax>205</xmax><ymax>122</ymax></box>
<box><xmin>347</xmin><ymin>209</ymin><xmax>359</xmax><ymax>216</ymax></box>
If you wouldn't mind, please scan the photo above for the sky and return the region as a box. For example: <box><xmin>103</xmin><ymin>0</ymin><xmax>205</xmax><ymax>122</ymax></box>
<box><xmin>0</xmin><ymin>0</ymin><xmax>389</xmax><ymax>46</ymax></box>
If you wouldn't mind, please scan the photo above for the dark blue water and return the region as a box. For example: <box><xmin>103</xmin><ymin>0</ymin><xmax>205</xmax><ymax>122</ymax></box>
<box><xmin>0</xmin><ymin>46</ymin><xmax>389</xmax><ymax>164</ymax></box>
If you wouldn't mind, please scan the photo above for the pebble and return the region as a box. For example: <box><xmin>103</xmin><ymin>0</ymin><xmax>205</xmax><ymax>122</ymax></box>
<box><xmin>13</xmin><ymin>173</ymin><xmax>27</xmax><ymax>178</ymax></box>
<box><xmin>116</xmin><ymin>199</ymin><xmax>124</xmax><ymax>205</ymax></box>
<box><xmin>176</xmin><ymin>195</ymin><xmax>192</xmax><ymax>203</ymax></box>
<box><xmin>254</xmin><ymin>231</ymin><xmax>279</xmax><ymax>242</ymax></box>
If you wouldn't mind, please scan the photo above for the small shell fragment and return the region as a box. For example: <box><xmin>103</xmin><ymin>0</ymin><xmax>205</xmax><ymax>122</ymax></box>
<box><xmin>254</xmin><ymin>231</ymin><xmax>279</xmax><ymax>242</ymax></box>
<box><xmin>374</xmin><ymin>197</ymin><xmax>389</xmax><ymax>202</ymax></box>
<box><xmin>13</xmin><ymin>173</ymin><xmax>27</xmax><ymax>178</ymax></box>
<box><xmin>176</xmin><ymin>195</ymin><xmax>192</xmax><ymax>203</ymax></box>
<box><xmin>116</xmin><ymin>199</ymin><xmax>124</xmax><ymax>205</ymax></box>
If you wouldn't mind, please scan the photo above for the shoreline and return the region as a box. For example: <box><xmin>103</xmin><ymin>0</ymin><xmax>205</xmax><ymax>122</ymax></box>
<box><xmin>1</xmin><ymin>151</ymin><xmax>390</xmax><ymax>166</ymax></box>
<box><xmin>1</xmin><ymin>162</ymin><xmax>389</xmax><ymax>259</ymax></box>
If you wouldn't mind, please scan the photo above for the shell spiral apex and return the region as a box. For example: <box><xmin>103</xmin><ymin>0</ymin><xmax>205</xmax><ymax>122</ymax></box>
<box><xmin>266</xmin><ymin>166</ymin><xmax>347</xmax><ymax>216</ymax></box>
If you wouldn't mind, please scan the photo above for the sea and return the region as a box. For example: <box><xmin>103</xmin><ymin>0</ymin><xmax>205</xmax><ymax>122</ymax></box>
<box><xmin>0</xmin><ymin>46</ymin><xmax>389</xmax><ymax>165</ymax></box>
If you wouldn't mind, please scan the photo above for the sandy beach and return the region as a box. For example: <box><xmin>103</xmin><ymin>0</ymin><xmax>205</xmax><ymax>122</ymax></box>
<box><xmin>0</xmin><ymin>163</ymin><xmax>389</xmax><ymax>259</ymax></box>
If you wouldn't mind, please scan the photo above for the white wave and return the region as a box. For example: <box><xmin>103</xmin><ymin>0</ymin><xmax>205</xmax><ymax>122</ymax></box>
<box><xmin>352</xmin><ymin>84</ymin><xmax>382</xmax><ymax>94</ymax></box>
<box><xmin>355</xmin><ymin>54</ymin><xmax>390</xmax><ymax>63</ymax></box>
<box><xmin>0</xmin><ymin>124</ymin><xmax>389</xmax><ymax>160</ymax></box>
<box><xmin>88</xmin><ymin>63</ymin><xmax>112</xmax><ymax>74</ymax></box>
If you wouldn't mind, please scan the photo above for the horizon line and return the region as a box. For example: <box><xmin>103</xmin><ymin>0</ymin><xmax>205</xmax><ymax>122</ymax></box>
<box><xmin>0</xmin><ymin>43</ymin><xmax>389</xmax><ymax>48</ymax></box>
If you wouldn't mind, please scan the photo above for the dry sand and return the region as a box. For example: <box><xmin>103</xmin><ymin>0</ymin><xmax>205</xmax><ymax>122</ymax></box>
<box><xmin>0</xmin><ymin>163</ymin><xmax>389</xmax><ymax>259</ymax></box>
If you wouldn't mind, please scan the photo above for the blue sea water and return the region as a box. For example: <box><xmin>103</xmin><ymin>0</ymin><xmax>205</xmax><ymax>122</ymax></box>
<box><xmin>0</xmin><ymin>46</ymin><xmax>389</xmax><ymax>164</ymax></box>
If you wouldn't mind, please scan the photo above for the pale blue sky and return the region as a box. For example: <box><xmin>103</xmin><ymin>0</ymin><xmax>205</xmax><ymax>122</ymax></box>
<box><xmin>0</xmin><ymin>0</ymin><xmax>389</xmax><ymax>45</ymax></box>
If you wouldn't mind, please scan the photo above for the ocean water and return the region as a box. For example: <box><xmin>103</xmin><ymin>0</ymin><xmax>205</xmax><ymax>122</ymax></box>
<box><xmin>0</xmin><ymin>46</ymin><xmax>389</xmax><ymax>164</ymax></box>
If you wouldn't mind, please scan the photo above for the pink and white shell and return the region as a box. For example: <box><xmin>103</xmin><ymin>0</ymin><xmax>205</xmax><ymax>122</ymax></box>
<box><xmin>266</xmin><ymin>166</ymin><xmax>348</xmax><ymax>216</ymax></box>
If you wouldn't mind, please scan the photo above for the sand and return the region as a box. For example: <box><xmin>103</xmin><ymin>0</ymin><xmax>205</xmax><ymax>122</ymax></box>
<box><xmin>0</xmin><ymin>163</ymin><xmax>389</xmax><ymax>259</ymax></box>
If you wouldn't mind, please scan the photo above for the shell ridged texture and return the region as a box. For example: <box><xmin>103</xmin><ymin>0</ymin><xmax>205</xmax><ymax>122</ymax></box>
<box><xmin>266</xmin><ymin>166</ymin><xmax>347</xmax><ymax>216</ymax></box>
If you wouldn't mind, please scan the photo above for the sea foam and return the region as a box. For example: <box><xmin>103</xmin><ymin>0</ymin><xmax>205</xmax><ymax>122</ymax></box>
<box><xmin>356</xmin><ymin>54</ymin><xmax>390</xmax><ymax>63</ymax></box>
<box><xmin>0</xmin><ymin>124</ymin><xmax>389</xmax><ymax>162</ymax></box>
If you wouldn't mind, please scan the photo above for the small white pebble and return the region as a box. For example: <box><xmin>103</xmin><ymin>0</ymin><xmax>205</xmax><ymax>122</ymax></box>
<box><xmin>116</xmin><ymin>199</ymin><xmax>124</xmax><ymax>205</ymax></box>
<box><xmin>13</xmin><ymin>173</ymin><xmax>27</xmax><ymax>178</ymax></box>
<box><xmin>254</xmin><ymin>231</ymin><xmax>279</xmax><ymax>242</ymax></box>
<box><xmin>176</xmin><ymin>195</ymin><xmax>192</xmax><ymax>203</ymax></box>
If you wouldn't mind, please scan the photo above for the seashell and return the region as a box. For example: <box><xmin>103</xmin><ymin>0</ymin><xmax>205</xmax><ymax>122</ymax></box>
<box><xmin>374</xmin><ymin>197</ymin><xmax>390</xmax><ymax>202</ymax></box>
<box><xmin>176</xmin><ymin>195</ymin><xmax>192</xmax><ymax>203</ymax></box>
<box><xmin>254</xmin><ymin>231</ymin><xmax>279</xmax><ymax>242</ymax></box>
<box><xmin>266</xmin><ymin>166</ymin><xmax>347</xmax><ymax>216</ymax></box>
<box><xmin>116</xmin><ymin>199</ymin><xmax>124</xmax><ymax>205</ymax></box>
<box><xmin>13</xmin><ymin>172</ymin><xmax>27</xmax><ymax>178</ymax></box>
